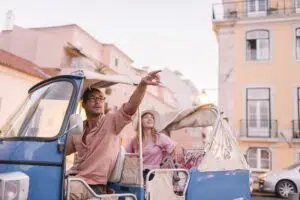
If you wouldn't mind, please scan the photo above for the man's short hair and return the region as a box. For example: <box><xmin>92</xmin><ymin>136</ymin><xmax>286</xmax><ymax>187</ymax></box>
<box><xmin>81</xmin><ymin>88</ymin><xmax>102</xmax><ymax>103</ymax></box>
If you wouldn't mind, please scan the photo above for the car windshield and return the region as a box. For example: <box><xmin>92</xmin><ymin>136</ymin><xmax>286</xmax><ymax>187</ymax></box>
<box><xmin>0</xmin><ymin>81</ymin><xmax>74</xmax><ymax>138</ymax></box>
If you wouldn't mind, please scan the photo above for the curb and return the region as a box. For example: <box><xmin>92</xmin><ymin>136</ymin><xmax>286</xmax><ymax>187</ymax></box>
<box><xmin>251</xmin><ymin>192</ymin><xmax>276</xmax><ymax>197</ymax></box>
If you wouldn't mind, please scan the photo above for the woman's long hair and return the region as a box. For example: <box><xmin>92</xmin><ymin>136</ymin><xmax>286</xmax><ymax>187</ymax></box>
<box><xmin>133</xmin><ymin>112</ymin><xmax>158</xmax><ymax>151</ymax></box>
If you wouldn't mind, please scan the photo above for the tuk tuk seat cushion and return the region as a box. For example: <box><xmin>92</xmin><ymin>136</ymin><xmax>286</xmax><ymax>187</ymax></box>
<box><xmin>109</xmin><ymin>146</ymin><xmax>126</xmax><ymax>183</ymax></box>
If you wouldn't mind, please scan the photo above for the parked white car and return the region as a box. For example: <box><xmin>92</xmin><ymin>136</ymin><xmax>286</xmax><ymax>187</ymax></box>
<box><xmin>258</xmin><ymin>163</ymin><xmax>300</xmax><ymax>198</ymax></box>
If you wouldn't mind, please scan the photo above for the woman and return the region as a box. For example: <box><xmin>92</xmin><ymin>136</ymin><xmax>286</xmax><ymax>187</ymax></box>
<box><xmin>126</xmin><ymin>109</ymin><xmax>183</xmax><ymax>180</ymax></box>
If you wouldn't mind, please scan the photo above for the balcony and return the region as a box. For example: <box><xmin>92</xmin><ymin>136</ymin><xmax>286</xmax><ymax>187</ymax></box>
<box><xmin>292</xmin><ymin>120</ymin><xmax>300</xmax><ymax>139</ymax></box>
<box><xmin>239</xmin><ymin>119</ymin><xmax>278</xmax><ymax>138</ymax></box>
<box><xmin>212</xmin><ymin>0</ymin><xmax>300</xmax><ymax>21</ymax></box>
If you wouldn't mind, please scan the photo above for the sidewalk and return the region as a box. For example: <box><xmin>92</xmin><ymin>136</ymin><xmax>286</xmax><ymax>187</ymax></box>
<box><xmin>251</xmin><ymin>191</ymin><xmax>276</xmax><ymax>197</ymax></box>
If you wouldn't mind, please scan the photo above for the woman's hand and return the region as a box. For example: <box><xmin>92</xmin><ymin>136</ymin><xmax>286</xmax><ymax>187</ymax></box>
<box><xmin>174</xmin><ymin>146</ymin><xmax>184</xmax><ymax>162</ymax></box>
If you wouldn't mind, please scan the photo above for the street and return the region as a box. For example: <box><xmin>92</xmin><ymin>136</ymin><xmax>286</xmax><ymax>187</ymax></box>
<box><xmin>252</xmin><ymin>195</ymin><xmax>284</xmax><ymax>200</ymax></box>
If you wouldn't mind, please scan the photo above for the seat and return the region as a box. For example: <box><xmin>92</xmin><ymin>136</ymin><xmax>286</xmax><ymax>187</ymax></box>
<box><xmin>145</xmin><ymin>169</ymin><xmax>190</xmax><ymax>200</ymax></box>
<box><xmin>66</xmin><ymin>176</ymin><xmax>137</xmax><ymax>200</ymax></box>
<box><xmin>109</xmin><ymin>146</ymin><xmax>126</xmax><ymax>183</ymax></box>
<box><xmin>119</xmin><ymin>153</ymin><xmax>142</xmax><ymax>185</ymax></box>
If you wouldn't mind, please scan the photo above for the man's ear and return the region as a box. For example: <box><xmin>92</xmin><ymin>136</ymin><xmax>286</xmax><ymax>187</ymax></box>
<box><xmin>81</xmin><ymin>101</ymin><xmax>86</xmax><ymax>109</ymax></box>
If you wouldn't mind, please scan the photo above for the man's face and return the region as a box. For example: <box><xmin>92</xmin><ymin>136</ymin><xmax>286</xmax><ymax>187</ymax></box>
<box><xmin>82</xmin><ymin>90</ymin><xmax>105</xmax><ymax>116</ymax></box>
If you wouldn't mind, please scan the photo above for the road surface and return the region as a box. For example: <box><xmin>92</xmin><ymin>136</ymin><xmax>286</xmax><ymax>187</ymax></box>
<box><xmin>252</xmin><ymin>195</ymin><xmax>284</xmax><ymax>200</ymax></box>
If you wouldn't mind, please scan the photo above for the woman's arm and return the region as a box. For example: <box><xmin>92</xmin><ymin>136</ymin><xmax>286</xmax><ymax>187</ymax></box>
<box><xmin>160</xmin><ymin>133</ymin><xmax>184</xmax><ymax>162</ymax></box>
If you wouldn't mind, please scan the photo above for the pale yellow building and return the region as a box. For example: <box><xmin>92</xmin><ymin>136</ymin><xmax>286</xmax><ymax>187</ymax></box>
<box><xmin>0</xmin><ymin>49</ymin><xmax>46</xmax><ymax>127</ymax></box>
<box><xmin>212</xmin><ymin>0</ymin><xmax>300</xmax><ymax>178</ymax></box>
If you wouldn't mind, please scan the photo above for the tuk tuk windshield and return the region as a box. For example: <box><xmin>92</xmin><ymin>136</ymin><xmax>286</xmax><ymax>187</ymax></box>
<box><xmin>0</xmin><ymin>80</ymin><xmax>74</xmax><ymax>139</ymax></box>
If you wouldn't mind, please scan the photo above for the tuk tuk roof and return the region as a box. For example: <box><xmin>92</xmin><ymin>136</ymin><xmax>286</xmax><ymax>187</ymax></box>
<box><xmin>60</xmin><ymin>68</ymin><xmax>141</xmax><ymax>88</ymax></box>
<box><xmin>157</xmin><ymin>104</ymin><xmax>219</xmax><ymax>132</ymax></box>
<box><xmin>29</xmin><ymin>68</ymin><xmax>141</xmax><ymax>92</ymax></box>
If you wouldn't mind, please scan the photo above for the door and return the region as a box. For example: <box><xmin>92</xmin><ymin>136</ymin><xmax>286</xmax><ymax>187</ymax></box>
<box><xmin>247</xmin><ymin>101</ymin><xmax>270</xmax><ymax>137</ymax></box>
<box><xmin>0</xmin><ymin>78</ymin><xmax>81</xmax><ymax>200</ymax></box>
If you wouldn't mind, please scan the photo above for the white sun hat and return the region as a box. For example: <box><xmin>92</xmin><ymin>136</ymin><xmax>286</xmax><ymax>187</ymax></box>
<box><xmin>132</xmin><ymin>109</ymin><xmax>161</xmax><ymax>131</ymax></box>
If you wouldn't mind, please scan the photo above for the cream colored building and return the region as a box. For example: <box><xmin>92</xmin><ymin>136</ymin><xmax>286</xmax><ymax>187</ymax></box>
<box><xmin>0</xmin><ymin>49</ymin><xmax>45</xmax><ymax>127</ymax></box>
<box><xmin>212</xmin><ymin>0</ymin><xmax>300</xmax><ymax>178</ymax></box>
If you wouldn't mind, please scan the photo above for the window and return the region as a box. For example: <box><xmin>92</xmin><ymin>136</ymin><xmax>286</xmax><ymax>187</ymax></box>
<box><xmin>26</xmin><ymin>107</ymin><xmax>43</xmax><ymax>136</ymax></box>
<box><xmin>297</xmin><ymin>88</ymin><xmax>300</xmax><ymax>121</ymax></box>
<box><xmin>292</xmin><ymin>88</ymin><xmax>300</xmax><ymax>138</ymax></box>
<box><xmin>246</xmin><ymin>88</ymin><xmax>271</xmax><ymax>137</ymax></box>
<box><xmin>296</xmin><ymin>29</ymin><xmax>300</xmax><ymax>60</ymax></box>
<box><xmin>246</xmin><ymin>30</ymin><xmax>269</xmax><ymax>61</ymax></box>
<box><xmin>247</xmin><ymin>147</ymin><xmax>271</xmax><ymax>170</ymax></box>
<box><xmin>294</xmin><ymin>88</ymin><xmax>300</xmax><ymax>138</ymax></box>
<box><xmin>296</xmin><ymin>150</ymin><xmax>300</xmax><ymax>163</ymax></box>
<box><xmin>115</xmin><ymin>58</ymin><xmax>119</xmax><ymax>67</ymax></box>
<box><xmin>296</xmin><ymin>0</ymin><xmax>300</xmax><ymax>12</ymax></box>
<box><xmin>0</xmin><ymin>81</ymin><xmax>74</xmax><ymax>138</ymax></box>
<box><xmin>247</xmin><ymin>0</ymin><xmax>267</xmax><ymax>16</ymax></box>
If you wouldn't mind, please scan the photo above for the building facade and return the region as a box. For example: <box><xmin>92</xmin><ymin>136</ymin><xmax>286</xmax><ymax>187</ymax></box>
<box><xmin>0</xmin><ymin>49</ymin><xmax>46</xmax><ymax>126</ymax></box>
<box><xmin>213</xmin><ymin>0</ymin><xmax>300</xmax><ymax>179</ymax></box>
<box><xmin>160</xmin><ymin>67</ymin><xmax>199</xmax><ymax>108</ymax></box>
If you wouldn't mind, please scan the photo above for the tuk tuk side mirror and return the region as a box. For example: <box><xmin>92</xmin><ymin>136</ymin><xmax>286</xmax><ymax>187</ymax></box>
<box><xmin>57</xmin><ymin>114</ymin><xmax>83</xmax><ymax>153</ymax></box>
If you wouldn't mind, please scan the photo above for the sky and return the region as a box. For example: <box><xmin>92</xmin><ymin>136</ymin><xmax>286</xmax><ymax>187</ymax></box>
<box><xmin>0</xmin><ymin>0</ymin><xmax>221</xmax><ymax>101</ymax></box>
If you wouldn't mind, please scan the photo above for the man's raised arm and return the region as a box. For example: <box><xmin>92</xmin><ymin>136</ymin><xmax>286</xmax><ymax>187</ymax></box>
<box><xmin>123</xmin><ymin>70</ymin><xmax>161</xmax><ymax>115</ymax></box>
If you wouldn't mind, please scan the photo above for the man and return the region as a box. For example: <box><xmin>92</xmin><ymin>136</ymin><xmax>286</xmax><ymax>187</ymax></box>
<box><xmin>65</xmin><ymin>70</ymin><xmax>161</xmax><ymax>199</ymax></box>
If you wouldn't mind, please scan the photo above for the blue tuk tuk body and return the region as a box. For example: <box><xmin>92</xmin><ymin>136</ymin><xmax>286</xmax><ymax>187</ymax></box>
<box><xmin>0</xmin><ymin>75</ymin><xmax>82</xmax><ymax>200</ymax></box>
<box><xmin>0</xmin><ymin>70</ymin><xmax>251</xmax><ymax>200</ymax></box>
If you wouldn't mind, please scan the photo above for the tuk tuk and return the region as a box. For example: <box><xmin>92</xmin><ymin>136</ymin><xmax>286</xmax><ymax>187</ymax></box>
<box><xmin>0</xmin><ymin>68</ymin><xmax>251</xmax><ymax>200</ymax></box>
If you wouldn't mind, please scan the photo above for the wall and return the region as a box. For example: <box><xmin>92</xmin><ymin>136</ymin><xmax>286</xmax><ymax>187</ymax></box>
<box><xmin>0</xmin><ymin>64</ymin><xmax>41</xmax><ymax>126</ymax></box>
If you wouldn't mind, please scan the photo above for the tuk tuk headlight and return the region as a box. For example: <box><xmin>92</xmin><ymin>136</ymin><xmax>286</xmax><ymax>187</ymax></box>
<box><xmin>0</xmin><ymin>172</ymin><xmax>29</xmax><ymax>200</ymax></box>
<box><xmin>4</xmin><ymin>180</ymin><xmax>19</xmax><ymax>200</ymax></box>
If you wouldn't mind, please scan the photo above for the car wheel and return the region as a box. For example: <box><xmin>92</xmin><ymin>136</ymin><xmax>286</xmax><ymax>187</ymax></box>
<box><xmin>276</xmin><ymin>180</ymin><xmax>297</xmax><ymax>198</ymax></box>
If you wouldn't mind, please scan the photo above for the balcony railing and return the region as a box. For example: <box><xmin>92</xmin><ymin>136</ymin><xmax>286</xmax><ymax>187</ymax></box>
<box><xmin>292</xmin><ymin>120</ymin><xmax>300</xmax><ymax>138</ymax></box>
<box><xmin>239</xmin><ymin>119</ymin><xmax>278</xmax><ymax>138</ymax></box>
<box><xmin>212</xmin><ymin>0</ymin><xmax>300</xmax><ymax>21</ymax></box>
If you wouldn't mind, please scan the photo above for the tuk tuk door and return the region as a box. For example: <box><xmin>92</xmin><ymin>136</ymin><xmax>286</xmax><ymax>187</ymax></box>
<box><xmin>0</xmin><ymin>77</ymin><xmax>82</xmax><ymax>200</ymax></box>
